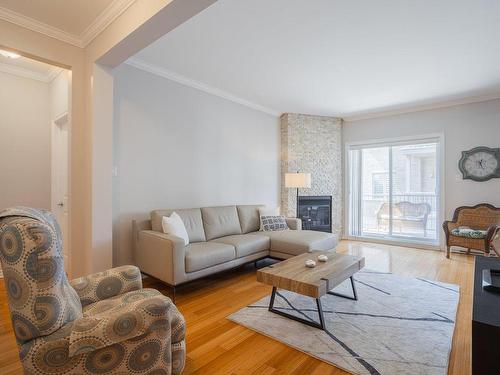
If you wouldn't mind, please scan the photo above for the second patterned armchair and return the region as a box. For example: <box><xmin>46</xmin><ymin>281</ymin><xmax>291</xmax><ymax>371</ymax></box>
<box><xmin>443</xmin><ymin>203</ymin><xmax>500</xmax><ymax>258</ymax></box>
<box><xmin>0</xmin><ymin>207</ymin><xmax>186</xmax><ymax>374</ymax></box>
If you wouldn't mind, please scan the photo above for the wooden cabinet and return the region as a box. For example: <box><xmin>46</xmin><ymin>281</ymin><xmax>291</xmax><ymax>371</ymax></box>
<box><xmin>472</xmin><ymin>256</ymin><xmax>500</xmax><ymax>375</ymax></box>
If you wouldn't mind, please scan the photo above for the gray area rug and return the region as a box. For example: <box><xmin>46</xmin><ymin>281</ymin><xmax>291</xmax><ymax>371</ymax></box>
<box><xmin>228</xmin><ymin>270</ymin><xmax>459</xmax><ymax>375</ymax></box>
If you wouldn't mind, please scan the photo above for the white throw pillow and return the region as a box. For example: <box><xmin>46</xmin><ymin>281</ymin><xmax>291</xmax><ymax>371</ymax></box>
<box><xmin>259</xmin><ymin>207</ymin><xmax>280</xmax><ymax>231</ymax></box>
<box><xmin>162</xmin><ymin>212</ymin><xmax>189</xmax><ymax>245</ymax></box>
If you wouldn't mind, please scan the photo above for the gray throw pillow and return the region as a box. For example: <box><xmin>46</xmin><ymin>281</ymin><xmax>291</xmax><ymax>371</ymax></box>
<box><xmin>261</xmin><ymin>215</ymin><xmax>289</xmax><ymax>231</ymax></box>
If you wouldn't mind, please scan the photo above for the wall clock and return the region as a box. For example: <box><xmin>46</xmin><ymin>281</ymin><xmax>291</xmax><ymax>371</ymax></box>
<box><xmin>459</xmin><ymin>146</ymin><xmax>500</xmax><ymax>181</ymax></box>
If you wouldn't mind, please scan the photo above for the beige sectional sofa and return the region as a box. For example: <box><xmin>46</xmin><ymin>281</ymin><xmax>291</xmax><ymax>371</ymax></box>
<box><xmin>132</xmin><ymin>205</ymin><xmax>336</xmax><ymax>287</ymax></box>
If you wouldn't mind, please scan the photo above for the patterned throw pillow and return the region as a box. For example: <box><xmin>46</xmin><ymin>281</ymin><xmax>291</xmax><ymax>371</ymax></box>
<box><xmin>261</xmin><ymin>215</ymin><xmax>289</xmax><ymax>231</ymax></box>
<box><xmin>451</xmin><ymin>228</ymin><xmax>487</xmax><ymax>239</ymax></box>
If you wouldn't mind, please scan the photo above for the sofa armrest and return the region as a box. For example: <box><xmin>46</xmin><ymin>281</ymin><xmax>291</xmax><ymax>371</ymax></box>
<box><xmin>286</xmin><ymin>217</ymin><xmax>302</xmax><ymax>230</ymax></box>
<box><xmin>136</xmin><ymin>230</ymin><xmax>186</xmax><ymax>285</ymax></box>
<box><xmin>70</xmin><ymin>265</ymin><xmax>142</xmax><ymax>306</ymax></box>
<box><xmin>132</xmin><ymin>219</ymin><xmax>152</xmax><ymax>253</ymax></box>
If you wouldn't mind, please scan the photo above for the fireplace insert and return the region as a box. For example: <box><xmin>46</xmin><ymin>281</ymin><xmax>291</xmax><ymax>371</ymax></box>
<box><xmin>297</xmin><ymin>196</ymin><xmax>332</xmax><ymax>233</ymax></box>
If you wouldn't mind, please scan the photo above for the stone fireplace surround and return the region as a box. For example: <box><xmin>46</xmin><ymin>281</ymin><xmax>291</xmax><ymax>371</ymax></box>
<box><xmin>280</xmin><ymin>113</ymin><xmax>343</xmax><ymax>239</ymax></box>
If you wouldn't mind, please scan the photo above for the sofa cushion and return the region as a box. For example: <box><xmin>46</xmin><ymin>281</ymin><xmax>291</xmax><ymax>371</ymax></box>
<box><xmin>237</xmin><ymin>205</ymin><xmax>265</xmax><ymax>233</ymax></box>
<box><xmin>185</xmin><ymin>242</ymin><xmax>235</xmax><ymax>273</ymax></box>
<box><xmin>211</xmin><ymin>234</ymin><xmax>270</xmax><ymax>258</ymax></box>
<box><xmin>264</xmin><ymin>230</ymin><xmax>336</xmax><ymax>256</ymax></box>
<box><xmin>151</xmin><ymin>208</ymin><xmax>206</xmax><ymax>242</ymax></box>
<box><xmin>201</xmin><ymin>206</ymin><xmax>242</xmax><ymax>241</ymax></box>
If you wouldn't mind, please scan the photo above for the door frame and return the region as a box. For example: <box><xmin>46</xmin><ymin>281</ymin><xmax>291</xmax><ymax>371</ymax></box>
<box><xmin>51</xmin><ymin>110</ymin><xmax>71</xmax><ymax>276</ymax></box>
<box><xmin>344</xmin><ymin>133</ymin><xmax>445</xmax><ymax>250</ymax></box>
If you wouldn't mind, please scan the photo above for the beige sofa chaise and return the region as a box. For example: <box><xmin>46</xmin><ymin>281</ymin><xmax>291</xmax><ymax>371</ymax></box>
<box><xmin>132</xmin><ymin>205</ymin><xmax>336</xmax><ymax>291</ymax></box>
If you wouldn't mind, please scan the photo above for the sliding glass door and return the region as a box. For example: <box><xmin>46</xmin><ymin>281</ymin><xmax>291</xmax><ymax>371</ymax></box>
<box><xmin>348</xmin><ymin>137</ymin><xmax>440</xmax><ymax>245</ymax></box>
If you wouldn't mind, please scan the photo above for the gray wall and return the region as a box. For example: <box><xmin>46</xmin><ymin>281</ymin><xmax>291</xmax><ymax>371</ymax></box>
<box><xmin>343</xmin><ymin>99</ymin><xmax>500</xmax><ymax>227</ymax></box>
<box><xmin>0</xmin><ymin>71</ymin><xmax>51</xmax><ymax>210</ymax></box>
<box><xmin>112</xmin><ymin>64</ymin><xmax>280</xmax><ymax>265</ymax></box>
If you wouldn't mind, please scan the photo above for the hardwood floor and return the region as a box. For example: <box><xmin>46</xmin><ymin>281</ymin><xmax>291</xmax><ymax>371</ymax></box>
<box><xmin>0</xmin><ymin>241</ymin><xmax>474</xmax><ymax>374</ymax></box>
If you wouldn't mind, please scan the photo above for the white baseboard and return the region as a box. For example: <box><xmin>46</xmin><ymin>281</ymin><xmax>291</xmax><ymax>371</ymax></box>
<box><xmin>343</xmin><ymin>235</ymin><xmax>442</xmax><ymax>251</ymax></box>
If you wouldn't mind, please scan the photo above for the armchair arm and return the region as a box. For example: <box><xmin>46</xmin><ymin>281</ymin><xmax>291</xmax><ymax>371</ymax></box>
<box><xmin>136</xmin><ymin>230</ymin><xmax>186</xmax><ymax>285</ymax></box>
<box><xmin>70</xmin><ymin>265</ymin><xmax>142</xmax><ymax>306</ymax></box>
<box><xmin>286</xmin><ymin>217</ymin><xmax>302</xmax><ymax>230</ymax></box>
<box><xmin>486</xmin><ymin>224</ymin><xmax>500</xmax><ymax>245</ymax></box>
<box><xmin>489</xmin><ymin>226</ymin><xmax>500</xmax><ymax>254</ymax></box>
<box><xmin>442</xmin><ymin>221</ymin><xmax>456</xmax><ymax>246</ymax></box>
<box><xmin>443</xmin><ymin>219</ymin><xmax>459</xmax><ymax>230</ymax></box>
<box><xmin>69</xmin><ymin>292</ymin><xmax>185</xmax><ymax>357</ymax></box>
<box><xmin>442</xmin><ymin>220</ymin><xmax>459</xmax><ymax>233</ymax></box>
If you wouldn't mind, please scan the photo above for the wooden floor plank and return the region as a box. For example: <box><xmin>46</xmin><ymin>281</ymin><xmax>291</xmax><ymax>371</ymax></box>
<box><xmin>0</xmin><ymin>240</ymin><xmax>473</xmax><ymax>374</ymax></box>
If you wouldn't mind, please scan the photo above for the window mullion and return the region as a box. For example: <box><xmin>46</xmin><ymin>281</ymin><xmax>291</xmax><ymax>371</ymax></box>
<box><xmin>388</xmin><ymin>146</ymin><xmax>393</xmax><ymax>237</ymax></box>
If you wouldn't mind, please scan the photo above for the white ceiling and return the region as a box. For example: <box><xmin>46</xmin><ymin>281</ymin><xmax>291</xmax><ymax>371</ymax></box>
<box><xmin>131</xmin><ymin>0</ymin><xmax>500</xmax><ymax>118</ymax></box>
<box><xmin>0</xmin><ymin>0</ymin><xmax>113</xmax><ymax>35</ymax></box>
<box><xmin>0</xmin><ymin>0</ymin><xmax>135</xmax><ymax>47</ymax></box>
<box><xmin>0</xmin><ymin>53</ymin><xmax>63</xmax><ymax>82</ymax></box>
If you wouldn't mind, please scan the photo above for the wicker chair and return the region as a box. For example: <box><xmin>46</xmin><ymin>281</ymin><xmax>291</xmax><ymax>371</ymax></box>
<box><xmin>443</xmin><ymin>204</ymin><xmax>500</xmax><ymax>258</ymax></box>
<box><xmin>0</xmin><ymin>207</ymin><xmax>186</xmax><ymax>374</ymax></box>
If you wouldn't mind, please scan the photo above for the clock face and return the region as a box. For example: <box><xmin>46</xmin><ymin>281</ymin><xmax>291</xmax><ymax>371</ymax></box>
<box><xmin>459</xmin><ymin>147</ymin><xmax>500</xmax><ymax>181</ymax></box>
<box><xmin>463</xmin><ymin>152</ymin><xmax>498</xmax><ymax>177</ymax></box>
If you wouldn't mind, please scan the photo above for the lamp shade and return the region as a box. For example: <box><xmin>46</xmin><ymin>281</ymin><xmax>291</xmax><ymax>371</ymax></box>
<box><xmin>284</xmin><ymin>172</ymin><xmax>311</xmax><ymax>188</ymax></box>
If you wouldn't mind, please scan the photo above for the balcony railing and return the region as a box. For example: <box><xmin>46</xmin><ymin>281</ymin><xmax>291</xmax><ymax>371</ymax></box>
<box><xmin>361</xmin><ymin>193</ymin><xmax>438</xmax><ymax>240</ymax></box>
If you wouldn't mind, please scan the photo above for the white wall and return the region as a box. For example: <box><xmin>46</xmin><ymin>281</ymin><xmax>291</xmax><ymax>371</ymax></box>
<box><xmin>0</xmin><ymin>71</ymin><xmax>51</xmax><ymax>209</ymax></box>
<box><xmin>112</xmin><ymin>64</ymin><xmax>280</xmax><ymax>265</ymax></box>
<box><xmin>343</xmin><ymin>99</ymin><xmax>500</xmax><ymax>232</ymax></box>
<box><xmin>91</xmin><ymin>65</ymin><xmax>114</xmax><ymax>272</ymax></box>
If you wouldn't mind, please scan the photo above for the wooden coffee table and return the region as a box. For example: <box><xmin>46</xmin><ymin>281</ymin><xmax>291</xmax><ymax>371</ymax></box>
<box><xmin>257</xmin><ymin>251</ymin><xmax>365</xmax><ymax>330</ymax></box>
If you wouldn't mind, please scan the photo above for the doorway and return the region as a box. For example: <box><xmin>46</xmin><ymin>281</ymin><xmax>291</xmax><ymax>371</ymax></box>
<box><xmin>52</xmin><ymin>112</ymin><xmax>70</xmax><ymax>273</ymax></box>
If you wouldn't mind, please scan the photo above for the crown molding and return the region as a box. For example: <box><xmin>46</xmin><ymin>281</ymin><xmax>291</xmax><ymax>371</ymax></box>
<box><xmin>343</xmin><ymin>94</ymin><xmax>500</xmax><ymax>122</ymax></box>
<box><xmin>80</xmin><ymin>0</ymin><xmax>136</xmax><ymax>47</ymax></box>
<box><xmin>0</xmin><ymin>61</ymin><xmax>62</xmax><ymax>83</ymax></box>
<box><xmin>126</xmin><ymin>58</ymin><xmax>281</xmax><ymax>117</ymax></box>
<box><xmin>0</xmin><ymin>0</ymin><xmax>137</xmax><ymax>48</ymax></box>
<box><xmin>0</xmin><ymin>6</ymin><xmax>81</xmax><ymax>47</ymax></box>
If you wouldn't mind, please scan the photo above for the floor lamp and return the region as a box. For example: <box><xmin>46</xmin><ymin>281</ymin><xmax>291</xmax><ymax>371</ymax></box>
<box><xmin>284</xmin><ymin>172</ymin><xmax>311</xmax><ymax>217</ymax></box>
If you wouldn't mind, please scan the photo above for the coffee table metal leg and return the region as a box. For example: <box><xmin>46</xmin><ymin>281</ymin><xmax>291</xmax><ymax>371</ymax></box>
<box><xmin>269</xmin><ymin>286</ymin><xmax>277</xmax><ymax>311</ymax></box>
<box><xmin>316</xmin><ymin>297</ymin><xmax>325</xmax><ymax>330</ymax></box>
<box><xmin>326</xmin><ymin>276</ymin><xmax>358</xmax><ymax>300</ymax></box>
<box><xmin>268</xmin><ymin>287</ymin><xmax>325</xmax><ymax>330</ymax></box>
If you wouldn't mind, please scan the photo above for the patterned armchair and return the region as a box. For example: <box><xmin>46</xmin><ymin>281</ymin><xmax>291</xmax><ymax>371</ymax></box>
<box><xmin>443</xmin><ymin>204</ymin><xmax>500</xmax><ymax>258</ymax></box>
<box><xmin>0</xmin><ymin>207</ymin><xmax>186</xmax><ymax>374</ymax></box>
